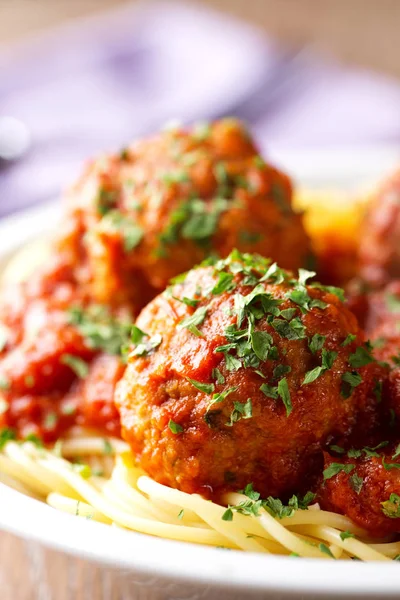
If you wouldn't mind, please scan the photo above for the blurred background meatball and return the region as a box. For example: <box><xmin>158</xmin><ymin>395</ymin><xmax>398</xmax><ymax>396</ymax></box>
<box><xmin>59</xmin><ymin>119</ymin><xmax>310</xmax><ymax>313</ymax></box>
<box><xmin>359</xmin><ymin>169</ymin><xmax>400</xmax><ymax>287</ymax></box>
<box><xmin>116</xmin><ymin>251</ymin><xmax>385</xmax><ymax>499</ymax></box>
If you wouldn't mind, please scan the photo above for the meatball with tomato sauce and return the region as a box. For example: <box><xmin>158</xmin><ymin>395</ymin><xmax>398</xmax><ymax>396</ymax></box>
<box><xmin>317</xmin><ymin>449</ymin><xmax>400</xmax><ymax>538</ymax></box>
<box><xmin>359</xmin><ymin>168</ymin><xmax>400</xmax><ymax>287</ymax></box>
<box><xmin>116</xmin><ymin>251</ymin><xmax>386</xmax><ymax>500</ymax></box>
<box><xmin>0</xmin><ymin>260</ymin><xmax>132</xmax><ymax>441</ymax></box>
<box><xmin>61</xmin><ymin>118</ymin><xmax>310</xmax><ymax>312</ymax></box>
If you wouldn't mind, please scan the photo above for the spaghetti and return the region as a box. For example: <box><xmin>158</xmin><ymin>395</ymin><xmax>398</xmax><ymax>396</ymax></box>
<box><xmin>1</xmin><ymin>433</ymin><xmax>398</xmax><ymax>561</ymax></box>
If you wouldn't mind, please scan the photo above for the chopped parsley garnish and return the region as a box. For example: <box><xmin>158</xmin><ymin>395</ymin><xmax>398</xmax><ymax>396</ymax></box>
<box><xmin>101</xmin><ymin>210</ymin><xmax>143</xmax><ymax>252</ymax></box>
<box><xmin>68</xmin><ymin>305</ymin><xmax>132</xmax><ymax>356</ymax></box>
<box><xmin>329</xmin><ymin>445</ymin><xmax>346</xmax><ymax>454</ymax></box>
<box><xmin>177</xmin><ymin>509</ymin><xmax>185</xmax><ymax>520</ymax></box>
<box><xmin>44</xmin><ymin>412</ymin><xmax>58</xmax><ymax>430</ymax></box>
<box><xmin>96</xmin><ymin>188</ymin><xmax>118</xmax><ymax>216</ymax></box>
<box><xmin>131</xmin><ymin>333</ymin><xmax>162</xmax><ymax>357</ymax></box>
<box><xmin>323</xmin><ymin>462</ymin><xmax>355</xmax><ymax>480</ymax></box>
<box><xmin>212</xmin><ymin>368</ymin><xmax>225</xmax><ymax>384</ymax></box>
<box><xmin>103</xmin><ymin>439</ymin><xmax>113</xmax><ymax>455</ymax></box>
<box><xmin>348</xmin><ymin>345</ymin><xmax>375</xmax><ymax>368</ymax></box>
<box><xmin>392</xmin><ymin>443</ymin><xmax>400</xmax><ymax>460</ymax></box>
<box><xmin>373</xmin><ymin>380</ymin><xmax>383</xmax><ymax>403</ymax></box>
<box><xmin>277</xmin><ymin>377</ymin><xmax>292</xmax><ymax>416</ymax></box>
<box><xmin>0</xmin><ymin>428</ymin><xmax>16</xmax><ymax>450</ymax></box>
<box><xmin>177</xmin><ymin>305</ymin><xmax>208</xmax><ymax>337</ymax></box>
<box><xmin>309</xmin><ymin>334</ymin><xmax>325</xmax><ymax>354</ymax></box>
<box><xmin>260</xmin><ymin>383</ymin><xmax>278</xmax><ymax>399</ymax></box>
<box><xmin>386</xmin><ymin>294</ymin><xmax>400</xmax><ymax>313</ymax></box>
<box><xmin>341</xmin><ymin>371</ymin><xmax>363</xmax><ymax>399</ymax></box>
<box><xmin>24</xmin><ymin>433</ymin><xmax>44</xmax><ymax>447</ymax></box>
<box><xmin>0</xmin><ymin>376</ymin><xmax>10</xmax><ymax>391</ymax></box>
<box><xmin>342</xmin><ymin>334</ymin><xmax>356</xmax><ymax>347</ymax></box>
<box><xmin>61</xmin><ymin>354</ymin><xmax>89</xmax><ymax>379</ymax></box>
<box><xmin>319</xmin><ymin>543</ymin><xmax>335</xmax><ymax>559</ymax></box>
<box><xmin>311</xmin><ymin>283</ymin><xmax>345</xmax><ymax>303</ymax></box>
<box><xmin>211</xmin><ymin>271</ymin><xmax>236</xmax><ymax>295</ymax></box>
<box><xmin>349</xmin><ymin>472</ymin><xmax>364</xmax><ymax>494</ymax></box>
<box><xmin>340</xmin><ymin>531</ymin><xmax>355</xmax><ymax>541</ymax></box>
<box><xmin>72</xmin><ymin>463</ymin><xmax>92</xmax><ymax>479</ymax></box>
<box><xmin>302</xmin><ymin>349</ymin><xmax>338</xmax><ymax>385</ymax></box>
<box><xmin>381</xmin><ymin>493</ymin><xmax>400</xmax><ymax>518</ymax></box>
<box><xmin>382</xmin><ymin>457</ymin><xmax>400</xmax><ymax>471</ymax></box>
<box><xmin>187</xmin><ymin>378</ymin><xmax>215</xmax><ymax>394</ymax></box>
<box><xmin>168</xmin><ymin>420</ymin><xmax>184</xmax><ymax>434</ymax></box>
<box><xmin>226</xmin><ymin>398</ymin><xmax>252</xmax><ymax>426</ymax></box>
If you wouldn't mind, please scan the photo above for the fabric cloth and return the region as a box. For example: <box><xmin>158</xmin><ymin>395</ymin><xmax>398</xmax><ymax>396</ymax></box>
<box><xmin>1</xmin><ymin>0</ymin><xmax>400</xmax><ymax>217</ymax></box>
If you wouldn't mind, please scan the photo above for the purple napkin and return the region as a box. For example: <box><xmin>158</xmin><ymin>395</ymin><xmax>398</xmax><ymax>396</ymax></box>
<box><xmin>1</xmin><ymin>0</ymin><xmax>400</xmax><ymax>217</ymax></box>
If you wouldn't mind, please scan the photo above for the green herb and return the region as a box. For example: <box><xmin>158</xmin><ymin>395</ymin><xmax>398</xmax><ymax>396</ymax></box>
<box><xmin>277</xmin><ymin>377</ymin><xmax>292</xmax><ymax>416</ymax></box>
<box><xmin>44</xmin><ymin>412</ymin><xmax>58</xmax><ymax>430</ymax></box>
<box><xmin>340</xmin><ymin>531</ymin><xmax>355</xmax><ymax>541</ymax></box>
<box><xmin>206</xmin><ymin>386</ymin><xmax>238</xmax><ymax>413</ymax></box>
<box><xmin>168</xmin><ymin>420</ymin><xmax>184</xmax><ymax>434</ymax></box>
<box><xmin>373</xmin><ymin>380</ymin><xmax>383</xmax><ymax>403</ymax></box>
<box><xmin>131</xmin><ymin>325</ymin><xmax>147</xmax><ymax>345</ymax></box>
<box><xmin>119</xmin><ymin>148</ymin><xmax>130</xmax><ymax>161</ymax></box>
<box><xmin>303</xmin><ymin>366</ymin><xmax>324</xmax><ymax>385</ymax></box>
<box><xmin>211</xmin><ymin>272</ymin><xmax>236</xmax><ymax>295</ymax></box>
<box><xmin>177</xmin><ymin>306</ymin><xmax>207</xmax><ymax>337</ymax></box>
<box><xmin>273</xmin><ymin>365</ymin><xmax>291</xmax><ymax>379</ymax></box>
<box><xmin>251</xmin><ymin>330</ymin><xmax>274</xmax><ymax>361</ymax></box>
<box><xmin>226</xmin><ymin>398</ymin><xmax>252</xmax><ymax>426</ymax></box>
<box><xmin>381</xmin><ymin>493</ymin><xmax>400</xmax><ymax>518</ymax></box>
<box><xmin>222</xmin><ymin>508</ymin><xmax>233</xmax><ymax>521</ymax></box>
<box><xmin>341</xmin><ymin>371</ymin><xmax>363</xmax><ymax>399</ymax></box>
<box><xmin>212</xmin><ymin>368</ymin><xmax>225</xmax><ymax>384</ymax></box>
<box><xmin>349</xmin><ymin>346</ymin><xmax>375</xmax><ymax>368</ymax></box>
<box><xmin>382</xmin><ymin>457</ymin><xmax>400</xmax><ymax>471</ymax></box>
<box><xmin>386</xmin><ymin>294</ymin><xmax>400</xmax><ymax>313</ymax></box>
<box><xmin>162</xmin><ymin>170</ymin><xmax>190</xmax><ymax>185</ymax></box>
<box><xmin>0</xmin><ymin>428</ymin><xmax>16</xmax><ymax>450</ymax></box>
<box><xmin>342</xmin><ymin>334</ymin><xmax>356</xmax><ymax>347</ymax></box>
<box><xmin>0</xmin><ymin>376</ymin><xmax>10</xmax><ymax>391</ymax></box>
<box><xmin>173</xmin><ymin>296</ymin><xmax>200</xmax><ymax>308</ymax></box>
<box><xmin>73</xmin><ymin>463</ymin><xmax>92</xmax><ymax>479</ymax></box>
<box><xmin>187</xmin><ymin>378</ymin><xmax>215</xmax><ymax>394</ymax></box>
<box><xmin>68</xmin><ymin>305</ymin><xmax>132</xmax><ymax>356</ymax></box>
<box><xmin>101</xmin><ymin>210</ymin><xmax>143</xmax><ymax>252</ymax></box>
<box><xmin>61</xmin><ymin>354</ymin><xmax>89</xmax><ymax>379</ymax></box>
<box><xmin>309</xmin><ymin>334</ymin><xmax>325</xmax><ymax>354</ymax></box>
<box><xmin>319</xmin><ymin>543</ymin><xmax>335</xmax><ymax>559</ymax></box>
<box><xmin>349</xmin><ymin>474</ymin><xmax>364</xmax><ymax>496</ymax></box>
<box><xmin>61</xmin><ymin>404</ymin><xmax>76</xmax><ymax>416</ymax></box>
<box><xmin>329</xmin><ymin>445</ymin><xmax>346</xmax><ymax>454</ymax></box>
<box><xmin>103</xmin><ymin>439</ymin><xmax>113</xmax><ymax>455</ymax></box>
<box><xmin>271</xmin><ymin>317</ymin><xmax>306</xmax><ymax>340</ymax></box>
<box><xmin>392</xmin><ymin>443</ymin><xmax>400</xmax><ymax>460</ymax></box>
<box><xmin>24</xmin><ymin>433</ymin><xmax>43</xmax><ymax>447</ymax></box>
<box><xmin>177</xmin><ymin>509</ymin><xmax>185</xmax><ymax>520</ymax></box>
<box><xmin>312</xmin><ymin>283</ymin><xmax>345</xmax><ymax>302</ymax></box>
<box><xmin>323</xmin><ymin>463</ymin><xmax>355</xmax><ymax>480</ymax></box>
<box><xmin>96</xmin><ymin>188</ymin><xmax>118</xmax><ymax>216</ymax></box>
<box><xmin>131</xmin><ymin>333</ymin><xmax>162</xmax><ymax>357</ymax></box>
<box><xmin>253</xmin><ymin>156</ymin><xmax>266</xmax><ymax>169</ymax></box>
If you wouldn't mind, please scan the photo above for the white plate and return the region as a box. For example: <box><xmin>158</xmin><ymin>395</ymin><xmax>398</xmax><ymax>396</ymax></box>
<box><xmin>1</xmin><ymin>148</ymin><xmax>400</xmax><ymax>600</ymax></box>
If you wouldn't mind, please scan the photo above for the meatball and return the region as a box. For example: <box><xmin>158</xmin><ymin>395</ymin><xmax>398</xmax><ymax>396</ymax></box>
<box><xmin>0</xmin><ymin>260</ymin><xmax>132</xmax><ymax>441</ymax></box>
<box><xmin>116</xmin><ymin>251</ymin><xmax>386</xmax><ymax>499</ymax></box>
<box><xmin>359</xmin><ymin>168</ymin><xmax>400</xmax><ymax>287</ymax></box>
<box><xmin>61</xmin><ymin>118</ymin><xmax>310</xmax><ymax>312</ymax></box>
<box><xmin>317</xmin><ymin>449</ymin><xmax>400</xmax><ymax>538</ymax></box>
